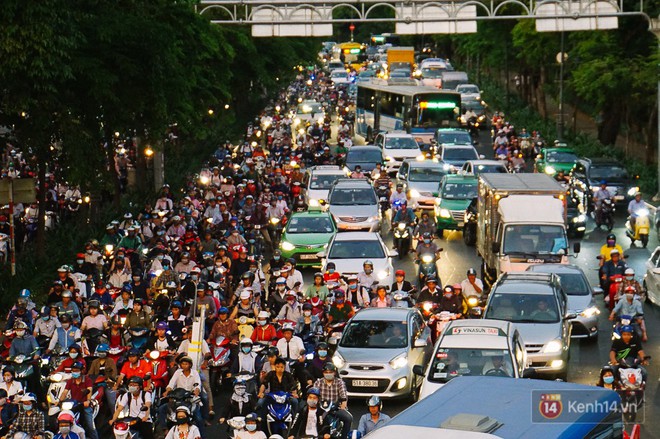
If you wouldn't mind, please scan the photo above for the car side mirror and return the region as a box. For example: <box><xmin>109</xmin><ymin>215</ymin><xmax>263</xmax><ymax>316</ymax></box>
<box><xmin>564</xmin><ymin>313</ymin><xmax>578</xmax><ymax>320</ymax></box>
<box><xmin>573</xmin><ymin>242</ymin><xmax>581</xmax><ymax>254</ymax></box>
<box><xmin>491</xmin><ymin>242</ymin><xmax>500</xmax><ymax>253</ymax></box>
<box><xmin>592</xmin><ymin>287</ymin><xmax>604</xmax><ymax>295</ymax></box>
<box><xmin>389</xmin><ymin>249</ymin><xmax>399</xmax><ymax>258</ymax></box>
<box><xmin>522</xmin><ymin>368</ymin><xmax>538</xmax><ymax>379</ymax></box>
<box><xmin>412</xmin><ymin>364</ymin><xmax>424</xmax><ymax>376</ymax></box>
<box><xmin>413</xmin><ymin>338</ymin><xmax>427</xmax><ymax>348</ymax></box>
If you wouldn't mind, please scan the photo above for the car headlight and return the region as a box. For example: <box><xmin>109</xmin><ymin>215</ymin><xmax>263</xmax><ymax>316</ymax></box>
<box><xmin>280</xmin><ymin>241</ymin><xmax>296</xmax><ymax>251</ymax></box>
<box><xmin>389</xmin><ymin>353</ymin><xmax>408</xmax><ymax>370</ymax></box>
<box><xmin>385</xmin><ymin>156</ymin><xmax>394</xmax><ymax>162</ymax></box>
<box><xmin>368</xmin><ymin>215</ymin><xmax>380</xmax><ymax>222</ymax></box>
<box><xmin>377</xmin><ymin>270</ymin><xmax>388</xmax><ymax>280</ymax></box>
<box><xmin>439</xmin><ymin>208</ymin><xmax>451</xmax><ymax>218</ymax></box>
<box><xmin>580</xmin><ymin>306</ymin><xmax>600</xmax><ymax>318</ymax></box>
<box><xmin>627</xmin><ymin>187</ymin><xmax>640</xmax><ymax>196</ymax></box>
<box><xmin>409</xmin><ymin>189</ymin><xmax>421</xmax><ymax>198</ymax></box>
<box><xmin>542</xmin><ymin>339</ymin><xmax>563</xmax><ymax>353</ymax></box>
<box><xmin>544</xmin><ymin>166</ymin><xmax>556</xmax><ymax>175</ymax></box>
<box><xmin>572</xmin><ymin>214</ymin><xmax>586</xmax><ymax>223</ymax></box>
<box><xmin>332</xmin><ymin>353</ymin><xmax>345</xmax><ymax>369</ymax></box>
<box><xmin>309</xmin><ymin>199</ymin><xmax>319</xmax><ymax>207</ymax></box>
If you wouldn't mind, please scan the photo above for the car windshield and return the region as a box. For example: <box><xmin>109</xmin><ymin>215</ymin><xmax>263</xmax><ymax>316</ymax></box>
<box><xmin>329</xmin><ymin>188</ymin><xmax>377</xmax><ymax>205</ymax></box>
<box><xmin>443</xmin><ymin>148</ymin><xmax>478</xmax><ymax>161</ymax></box>
<box><xmin>385</xmin><ymin>137</ymin><xmax>419</xmax><ymax>150</ymax></box>
<box><xmin>310</xmin><ymin>173</ymin><xmax>344</xmax><ymax>190</ymax></box>
<box><xmin>359</xmin><ymin>71</ymin><xmax>375</xmax><ymax>78</ymax></box>
<box><xmin>457</xmin><ymin>85</ymin><xmax>479</xmax><ymax>94</ymax></box>
<box><xmin>590</xmin><ymin>165</ymin><xmax>629</xmax><ymax>181</ymax></box>
<box><xmin>409</xmin><ymin>167</ymin><xmax>446</xmax><ymax>182</ymax></box>
<box><xmin>332</xmin><ymin>71</ymin><xmax>348</xmax><ymax>78</ymax></box>
<box><xmin>546</xmin><ymin>151</ymin><xmax>577</xmax><ymax>163</ymax></box>
<box><xmin>474</xmin><ymin>164</ymin><xmax>507</xmax><ymax>174</ymax></box>
<box><xmin>421</xmin><ymin>68</ymin><xmax>443</xmax><ymax>78</ymax></box>
<box><xmin>297</xmin><ymin>103</ymin><xmax>323</xmax><ymax>114</ymax></box>
<box><xmin>340</xmin><ymin>320</ymin><xmax>408</xmax><ymax>349</ymax></box>
<box><xmin>438</xmin><ymin>132</ymin><xmax>472</xmax><ymax>145</ymax></box>
<box><xmin>328</xmin><ymin>239</ymin><xmax>385</xmax><ymax>259</ymax></box>
<box><xmin>502</xmin><ymin>225</ymin><xmax>568</xmax><ymax>255</ymax></box>
<box><xmin>347</xmin><ymin>150</ymin><xmax>382</xmax><ymax>163</ymax></box>
<box><xmin>442</xmin><ymin>182</ymin><xmax>478</xmax><ymax>199</ymax></box>
<box><xmin>427</xmin><ymin>348</ymin><xmax>514</xmax><ymax>383</ymax></box>
<box><xmin>286</xmin><ymin>216</ymin><xmax>334</xmax><ymax>234</ymax></box>
<box><xmin>485</xmin><ymin>293</ymin><xmax>560</xmax><ymax>323</ymax></box>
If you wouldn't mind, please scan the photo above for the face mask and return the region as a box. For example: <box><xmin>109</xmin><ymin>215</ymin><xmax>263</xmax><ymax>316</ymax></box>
<box><xmin>97</xmin><ymin>352</ymin><xmax>107</xmax><ymax>358</ymax></box>
<box><xmin>364</xmin><ymin>268</ymin><xmax>372</xmax><ymax>274</ymax></box>
<box><xmin>336</xmin><ymin>298</ymin><xmax>344</xmax><ymax>304</ymax></box>
<box><xmin>349</xmin><ymin>283</ymin><xmax>357</xmax><ymax>290</ymax></box>
<box><xmin>71</xmin><ymin>372</ymin><xmax>81</xmax><ymax>379</ymax></box>
<box><xmin>176</xmin><ymin>417</ymin><xmax>188</xmax><ymax>425</ymax></box>
<box><xmin>274</xmin><ymin>256</ymin><xmax>280</xmax><ymax>261</ymax></box>
<box><xmin>86</xmin><ymin>249</ymin><xmax>93</xmax><ymax>254</ymax></box>
<box><xmin>129</xmin><ymin>385</ymin><xmax>140</xmax><ymax>394</ymax></box>
<box><xmin>246</xmin><ymin>424</ymin><xmax>257</xmax><ymax>432</ymax></box>
<box><xmin>303</xmin><ymin>310</ymin><xmax>312</xmax><ymax>317</ymax></box>
<box><xmin>62</xmin><ymin>323</ymin><xmax>70</xmax><ymax>330</ymax></box>
<box><xmin>423</xmin><ymin>239</ymin><xmax>431</xmax><ymax>244</ymax></box>
<box><xmin>607</xmin><ymin>241</ymin><xmax>615</xmax><ymax>246</ymax></box>
<box><xmin>157</xmin><ymin>255</ymin><xmax>164</xmax><ymax>260</ymax></box>
<box><xmin>191</xmin><ymin>275</ymin><xmax>198</xmax><ymax>281</ymax></box>
<box><xmin>157</xmin><ymin>230</ymin><xmax>165</xmax><ymax>236</ymax></box>
<box><xmin>22</xmin><ymin>404</ymin><xmax>32</xmax><ymax>411</ymax></box>
<box><xmin>59</xmin><ymin>426</ymin><xmax>71</xmax><ymax>435</ymax></box>
<box><xmin>626</xmin><ymin>276</ymin><xmax>633</xmax><ymax>281</ymax></box>
<box><xmin>328</xmin><ymin>268</ymin><xmax>335</xmax><ymax>274</ymax></box>
<box><xmin>42</xmin><ymin>316</ymin><xmax>50</xmax><ymax>321</ymax></box>
<box><xmin>307</xmin><ymin>398</ymin><xmax>318</xmax><ymax>408</ymax></box>
<box><xmin>70</xmin><ymin>352</ymin><xmax>79</xmax><ymax>359</ymax></box>
<box><xmin>318</xmin><ymin>350</ymin><xmax>328</xmax><ymax>357</ymax></box>
<box><xmin>76</xmin><ymin>259</ymin><xmax>84</xmax><ymax>265</ymax></box>
<box><xmin>258</xmin><ymin>320</ymin><xmax>267</xmax><ymax>326</ymax></box>
<box><xmin>444</xmin><ymin>293</ymin><xmax>452</xmax><ymax>299</ymax></box>
<box><xmin>15</xmin><ymin>330</ymin><xmax>25</xmax><ymax>337</ymax></box>
<box><xmin>603</xmin><ymin>376</ymin><xmax>614</xmax><ymax>384</ymax></box>
<box><xmin>626</xmin><ymin>293</ymin><xmax>634</xmax><ymax>300</ymax></box>
<box><xmin>323</xmin><ymin>373</ymin><xmax>335</xmax><ymax>381</ymax></box>
<box><xmin>241</xmin><ymin>347</ymin><xmax>252</xmax><ymax>354</ymax></box>
<box><xmin>162</xmin><ymin>264</ymin><xmax>170</xmax><ymax>269</ymax></box>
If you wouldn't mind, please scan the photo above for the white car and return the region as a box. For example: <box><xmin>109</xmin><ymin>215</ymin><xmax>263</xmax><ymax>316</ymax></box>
<box><xmin>295</xmin><ymin>100</ymin><xmax>324</xmax><ymax>123</ymax></box>
<box><xmin>460</xmin><ymin>159</ymin><xmax>509</xmax><ymax>176</ymax></box>
<box><xmin>331</xmin><ymin>69</ymin><xmax>351</xmax><ymax>85</ymax></box>
<box><xmin>455</xmin><ymin>84</ymin><xmax>481</xmax><ymax>102</ymax></box>
<box><xmin>374</xmin><ymin>132</ymin><xmax>423</xmax><ymax>174</ymax></box>
<box><xmin>319</xmin><ymin>232</ymin><xmax>397</xmax><ymax>288</ymax></box>
<box><xmin>302</xmin><ymin>165</ymin><xmax>348</xmax><ymax>207</ymax></box>
<box><xmin>643</xmin><ymin>246</ymin><xmax>660</xmax><ymax>306</ymax></box>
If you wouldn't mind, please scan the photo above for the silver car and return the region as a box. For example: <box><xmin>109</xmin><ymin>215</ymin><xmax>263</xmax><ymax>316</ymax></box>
<box><xmin>327</xmin><ymin>179</ymin><xmax>380</xmax><ymax>232</ymax></box>
<box><xmin>396</xmin><ymin>159</ymin><xmax>448</xmax><ymax>210</ymax></box>
<box><xmin>526</xmin><ymin>264</ymin><xmax>602</xmax><ymax>340</ymax></box>
<box><xmin>483</xmin><ymin>272</ymin><xmax>574</xmax><ymax>380</ymax></box>
<box><xmin>332</xmin><ymin>308</ymin><xmax>432</xmax><ymax>399</ymax></box>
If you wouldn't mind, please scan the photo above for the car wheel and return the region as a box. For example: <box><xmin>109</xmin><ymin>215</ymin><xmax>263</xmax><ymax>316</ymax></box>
<box><xmin>437</xmin><ymin>228</ymin><xmax>444</xmax><ymax>239</ymax></box>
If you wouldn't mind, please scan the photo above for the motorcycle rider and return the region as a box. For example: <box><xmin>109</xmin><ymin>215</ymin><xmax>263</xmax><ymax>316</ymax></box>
<box><xmin>277</xmin><ymin>292</ymin><xmax>303</xmax><ymax>323</ymax></box>
<box><xmin>437</xmin><ymin>285</ymin><xmax>463</xmax><ymax>317</ymax></box>
<box><xmin>413</xmin><ymin>212</ymin><xmax>436</xmax><ymax>240</ymax></box>
<box><xmin>357</xmin><ymin>396</ymin><xmax>391</xmax><ymax>436</ymax></box>
<box><xmin>110</xmin><ymin>287</ymin><xmax>133</xmax><ymax>317</ymax></box>
<box><xmin>0</xmin><ymin>368</ymin><xmax>22</xmax><ymax>400</ymax></box>
<box><xmin>417</xmin><ymin>276</ymin><xmax>442</xmax><ymax>304</ymax></box>
<box><xmin>124</xmin><ymin>299</ymin><xmax>152</xmax><ymax>330</ymax></box>
<box><xmin>56</xmin><ymin>291</ymin><xmax>81</xmax><ymax>326</ymax></box>
<box><xmin>87</xmin><ymin>343</ymin><xmax>118</xmax><ymax>408</ymax></box>
<box><xmin>5</xmin><ymin>393</ymin><xmax>45</xmax><ymax>438</ymax></box>
<box><xmin>345</xmin><ymin>275</ymin><xmax>370</xmax><ymax>309</ymax></box>
<box><xmin>350</xmin><ymin>165</ymin><xmax>365</xmax><ymax>179</ymax></box>
<box><xmin>313</xmin><ymin>363</ymin><xmax>352</xmax><ymax>439</ymax></box>
<box><xmin>208</xmin><ymin>307</ymin><xmax>240</xmax><ymax>347</ymax></box>
<box><xmin>109</xmin><ymin>375</ymin><xmax>153</xmax><ymax>439</ymax></box>
<box><xmin>599</xmin><ymin>234</ymin><xmax>624</xmax><ymax>264</ymax></box>
<box><xmin>370</xmin><ymin>285</ymin><xmax>392</xmax><ymax>308</ymax></box>
<box><xmin>618</xmin><ymin>268</ymin><xmax>643</xmax><ymax>300</ymax></box>
<box><xmin>228</xmin><ymin>338</ymin><xmax>263</xmax><ymax>389</ymax></box>
<box><xmin>80</xmin><ymin>300</ymin><xmax>108</xmax><ymax>332</ymax></box>
<box><xmin>147</xmin><ymin>321</ymin><xmax>177</xmax><ymax>354</ymax></box>
<box><xmin>167</xmin><ymin>301</ymin><xmax>191</xmax><ymax>341</ymax></box>
<box><xmin>304</xmin><ymin>272</ymin><xmax>330</xmax><ymax>301</ymax></box>
<box><xmin>5</xmin><ymin>300</ymin><xmax>34</xmax><ymax>332</ymax></box>
<box><xmin>390</xmin><ymin>270</ymin><xmax>414</xmax><ymax>295</ymax></box>
<box><xmin>251</xmin><ymin>311</ymin><xmax>278</xmax><ymax>345</ymax></box>
<box><xmin>601</xmin><ymin>249</ymin><xmax>628</xmax><ymax>293</ymax></box>
<box><xmin>627</xmin><ymin>192</ymin><xmax>646</xmax><ymax>229</ymax></box>
<box><xmin>164</xmin><ymin>406</ymin><xmax>202</xmax><ymax>439</ymax></box>
<box><xmin>609</xmin><ymin>287</ymin><xmax>647</xmax><ymax>341</ymax></box>
<box><xmin>357</xmin><ymin>261</ymin><xmax>378</xmax><ymax>294</ymax></box>
<box><xmin>288</xmin><ymin>387</ymin><xmax>330</xmax><ymax>439</ymax></box>
<box><xmin>389</xmin><ymin>183</ymin><xmax>407</xmax><ymax>205</ymax></box>
<box><xmin>33</xmin><ymin>305</ymin><xmax>59</xmax><ymax>342</ymax></box>
<box><xmin>285</xmin><ymin>260</ymin><xmax>305</xmax><ymax>293</ymax></box>
<box><xmin>326</xmin><ymin>291</ymin><xmax>355</xmax><ymax>326</ymax></box>
<box><xmin>460</xmin><ymin>268</ymin><xmax>484</xmax><ymax>299</ymax></box>
<box><xmin>115</xmin><ymin>348</ymin><xmax>151</xmax><ymax>390</ymax></box>
<box><xmin>161</xmin><ymin>356</ymin><xmax>204</xmax><ymax>433</ymax></box>
<box><xmin>59</xmin><ymin>361</ymin><xmax>98</xmax><ymax>439</ymax></box>
<box><xmin>593</xmin><ymin>181</ymin><xmax>612</xmax><ymax>228</ymax></box>
<box><xmin>392</xmin><ymin>199</ymin><xmax>416</xmax><ymax>236</ymax></box>
<box><xmin>609</xmin><ymin>325</ymin><xmax>648</xmax><ymax>382</ymax></box>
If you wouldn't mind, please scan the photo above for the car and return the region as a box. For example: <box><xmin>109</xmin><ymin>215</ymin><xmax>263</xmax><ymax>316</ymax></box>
<box><xmin>327</xmin><ymin>179</ymin><xmax>381</xmax><ymax>232</ymax></box>
<box><xmin>534</xmin><ymin>146</ymin><xmax>578</xmax><ymax>176</ymax></box>
<box><xmin>326</xmin><ymin>60</ymin><xmax>345</xmax><ymax>72</ymax></box>
<box><xmin>344</xmin><ymin>145</ymin><xmax>384</xmax><ymax>173</ymax></box>
<box><xmin>433</xmin><ymin>128</ymin><xmax>473</xmax><ymax>150</ymax></box>
<box><xmin>643</xmin><ymin>246</ymin><xmax>660</xmax><ymax>306</ymax></box>
<box><xmin>357</xmin><ymin>70</ymin><xmax>376</xmax><ymax>82</ymax></box>
<box><xmin>459</xmin><ymin>159</ymin><xmax>508</xmax><ymax>176</ymax></box>
<box><xmin>414</xmin><ymin>319</ymin><xmax>528</xmax><ymax>400</ymax></box>
<box><xmin>569</xmin><ymin>157</ymin><xmax>639</xmax><ymax>212</ymax></box>
<box><xmin>396</xmin><ymin>159</ymin><xmax>448</xmax><ymax>210</ymax></box>
<box><xmin>434</xmin><ymin>174</ymin><xmax>478</xmax><ymax>237</ymax></box>
<box><xmin>526</xmin><ymin>264</ymin><xmax>602</xmax><ymax>340</ymax></box>
<box><xmin>483</xmin><ymin>272</ymin><xmax>573</xmax><ymax>379</ymax></box>
<box><xmin>437</xmin><ymin>145</ymin><xmax>482</xmax><ymax>172</ymax></box>
<box><xmin>320</xmin><ymin>232</ymin><xmax>396</xmax><ymax>286</ymax></box>
<box><xmin>279</xmin><ymin>209</ymin><xmax>337</xmax><ymax>268</ymax></box>
<box><xmin>419</xmin><ymin>58</ymin><xmax>453</xmax><ymax>70</ymax></box>
<box><xmin>330</xmin><ymin>69</ymin><xmax>351</xmax><ymax>85</ymax></box>
<box><xmin>302</xmin><ymin>165</ymin><xmax>348</xmax><ymax>207</ymax></box>
<box><xmin>295</xmin><ymin>100</ymin><xmax>324</xmax><ymax>123</ymax></box>
<box><xmin>389</xmin><ymin>68</ymin><xmax>411</xmax><ymax>78</ymax></box>
<box><xmin>455</xmin><ymin>83</ymin><xmax>481</xmax><ymax>102</ymax></box>
<box><xmin>374</xmin><ymin>132</ymin><xmax>423</xmax><ymax>175</ymax></box>
<box><xmin>332</xmin><ymin>307</ymin><xmax>432</xmax><ymax>399</ymax></box>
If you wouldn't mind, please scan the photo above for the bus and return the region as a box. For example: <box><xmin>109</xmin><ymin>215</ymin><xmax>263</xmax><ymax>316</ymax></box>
<box><xmin>335</xmin><ymin>42</ymin><xmax>366</xmax><ymax>70</ymax></box>
<box><xmin>355</xmin><ymin>80</ymin><xmax>461</xmax><ymax>147</ymax></box>
<box><xmin>365</xmin><ymin>376</ymin><xmax>629</xmax><ymax>439</ymax></box>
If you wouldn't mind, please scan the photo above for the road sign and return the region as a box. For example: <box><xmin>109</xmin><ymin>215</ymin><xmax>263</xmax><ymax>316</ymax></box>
<box><xmin>396</xmin><ymin>4</ymin><xmax>477</xmax><ymax>35</ymax></box>
<box><xmin>251</xmin><ymin>4</ymin><xmax>333</xmax><ymax>37</ymax></box>
<box><xmin>0</xmin><ymin>178</ymin><xmax>36</xmax><ymax>205</ymax></box>
<box><xmin>536</xmin><ymin>1</ymin><xmax>618</xmax><ymax>32</ymax></box>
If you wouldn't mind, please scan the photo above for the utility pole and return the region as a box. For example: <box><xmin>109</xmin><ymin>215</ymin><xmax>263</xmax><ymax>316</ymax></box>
<box><xmin>557</xmin><ymin>30</ymin><xmax>565</xmax><ymax>141</ymax></box>
<box><xmin>652</xmin><ymin>18</ymin><xmax>660</xmax><ymax>201</ymax></box>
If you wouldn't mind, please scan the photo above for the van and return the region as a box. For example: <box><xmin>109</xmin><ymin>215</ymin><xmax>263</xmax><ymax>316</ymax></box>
<box><xmin>414</xmin><ymin>319</ymin><xmax>528</xmax><ymax>400</ymax></box>
<box><xmin>440</xmin><ymin>71</ymin><xmax>469</xmax><ymax>91</ymax></box>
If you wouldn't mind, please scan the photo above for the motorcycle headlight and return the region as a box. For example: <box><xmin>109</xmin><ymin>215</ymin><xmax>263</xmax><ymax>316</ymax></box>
<box><xmin>270</xmin><ymin>217</ymin><xmax>280</xmax><ymax>225</ymax></box>
<box><xmin>389</xmin><ymin>353</ymin><xmax>408</xmax><ymax>370</ymax></box>
<box><xmin>422</xmin><ymin>302</ymin><xmax>433</xmax><ymax>312</ymax></box>
<box><xmin>580</xmin><ymin>306</ymin><xmax>600</xmax><ymax>318</ymax></box>
<box><xmin>377</xmin><ymin>270</ymin><xmax>388</xmax><ymax>280</ymax></box>
<box><xmin>62</xmin><ymin>401</ymin><xmax>74</xmax><ymax>411</ymax></box>
<box><xmin>422</xmin><ymin>255</ymin><xmax>434</xmax><ymax>264</ymax></box>
<box><xmin>332</xmin><ymin>353</ymin><xmax>345</xmax><ymax>369</ymax></box>
<box><xmin>280</xmin><ymin>241</ymin><xmax>296</xmax><ymax>251</ymax></box>
<box><xmin>542</xmin><ymin>339</ymin><xmax>562</xmax><ymax>353</ymax></box>
<box><xmin>467</xmin><ymin>297</ymin><xmax>478</xmax><ymax>307</ymax></box>
<box><xmin>572</xmin><ymin>214</ymin><xmax>586</xmax><ymax>223</ymax></box>
<box><xmin>409</xmin><ymin>189</ymin><xmax>421</xmax><ymax>198</ymax></box>
<box><xmin>199</xmin><ymin>175</ymin><xmax>210</xmax><ymax>185</ymax></box>
<box><xmin>544</xmin><ymin>166</ymin><xmax>556</xmax><ymax>175</ymax></box>
<box><xmin>439</xmin><ymin>208</ymin><xmax>451</xmax><ymax>218</ymax></box>
<box><xmin>309</xmin><ymin>199</ymin><xmax>319</xmax><ymax>207</ymax></box>
<box><xmin>149</xmin><ymin>350</ymin><xmax>160</xmax><ymax>360</ymax></box>
<box><xmin>637</xmin><ymin>208</ymin><xmax>649</xmax><ymax>218</ymax></box>
<box><xmin>397</xmin><ymin>223</ymin><xmax>406</xmax><ymax>231</ymax></box>
<box><xmin>627</xmin><ymin>187</ymin><xmax>640</xmax><ymax>196</ymax></box>
<box><xmin>50</xmin><ymin>373</ymin><xmax>63</xmax><ymax>383</ymax></box>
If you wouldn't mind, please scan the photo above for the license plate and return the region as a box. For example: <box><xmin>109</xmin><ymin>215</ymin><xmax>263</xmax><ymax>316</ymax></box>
<box><xmin>300</xmin><ymin>254</ymin><xmax>317</xmax><ymax>260</ymax></box>
<box><xmin>353</xmin><ymin>379</ymin><xmax>378</xmax><ymax>387</ymax></box>
<box><xmin>614</xmin><ymin>195</ymin><xmax>624</xmax><ymax>200</ymax></box>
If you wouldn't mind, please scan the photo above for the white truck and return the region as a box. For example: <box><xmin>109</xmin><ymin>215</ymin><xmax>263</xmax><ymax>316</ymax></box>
<box><xmin>476</xmin><ymin>174</ymin><xmax>580</xmax><ymax>287</ymax></box>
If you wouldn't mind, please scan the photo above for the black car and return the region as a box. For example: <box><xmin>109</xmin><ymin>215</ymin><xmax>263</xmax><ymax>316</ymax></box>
<box><xmin>566</xmin><ymin>194</ymin><xmax>586</xmax><ymax>239</ymax></box>
<box><xmin>568</xmin><ymin>157</ymin><xmax>639</xmax><ymax>213</ymax></box>
<box><xmin>344</xmin><ymin>145</ymin><xmax>384</xmax><ymax>172</ymax></box>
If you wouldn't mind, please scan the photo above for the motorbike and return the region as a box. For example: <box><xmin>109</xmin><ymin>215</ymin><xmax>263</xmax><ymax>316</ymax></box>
<box><xmin>146</xmin><ymin>351</ymin><xmax>169</xmax><ymax>400</ymax></box>
<box><xmin>4</xmin><ymin>354</ymin><xmax>38</xmax><ymax>393</ymax></box>
<box><xmin>392</xmin><ymin>289</ymin><xmax>415</xmax><ymax>308</ymax></box>
<box><xmin>393</xmin><ymin>222</ymin><xmax>413</xmax><ymax>259</ymax></box>
<box><xmin>126</xmin><ymin>327</ymin><xmax>150</xmax><ymax>353</ymax></box>
<box><xmin>46</xmin><ymin>372</ymin><xmax>71</xmax><ymax>419</ymax></box>
<box><xmin>162</xmin><ymin>387</ymin><xmax>201</xmax><ymax>429</ymax></box>
<box><xmin>268</xmin><ymin>217</ymin><xmax>284</xmax><ymax>247</ymax></box>
<box><xmin>612</xmin><ymin>314</ymin><xmax>644</xmax><ymax>341</ymax></box>
<box><xmin>318</xmin><ymin>400</ymin><xmax>348</xmax><ymax>439</ymax></box>
<box><xmin>236</xmin><ymin>316</ymin><xmax>256</xmax><ymax>340</ymax></box>
<box><xmin>428</xmin><ymin>311</ymin><xmax>459</xmax><ymax>342</ymax></box>
<box><xmin>616</xmin><ymin>357</ymin><xmax>651</xmax><ymax>422</ymax></box>
<box><xmin>209</xmin><ymin>335</ymin><xmax>232</xmax><ymax>393</ymax></box>
<box><xmin>113</xmin><ymin>416</ymin><xmax>145</xmax><ymax>439</ymax></box>
<box><xmin>416</xmin><ymin>250</ymin><xmax>442</xmax><ymax>288</ymax></box>
<box><xmin>375</xmin><ymin>185</ymin><xmax>390</xmax><ymax>215</ymax></box>
<box><xmin>626</xmin><ymin>210</ymin><xmax>650</xmax><ymax>247</ymax></box>
<box><xmin>81</xmin><ymin>327</ymin><xmax>108</xmax><ymax>358</ymax></box>
<box><xmin>463</xmin><ymin>198</ymin><xmax>478</xmax><ymax>247</ymax></box>
<box><xmin>595</xmin><ymin>199</ymin><xmax>615</xmax><ymax>231</ymax></box>
<box><xmin>417</xmin><ymin>300</ymin><xmax>440</xmax><ymax>321</ymax></box>
<box><xmin>264</xmin><ymin>391</ymin><xmax>294</xmax><ymax>437</ymax></box>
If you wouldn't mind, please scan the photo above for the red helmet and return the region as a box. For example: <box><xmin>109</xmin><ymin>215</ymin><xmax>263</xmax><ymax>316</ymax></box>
<box><xmin>624</xmin><ymin>286</ymin><xmax>636</xmax><ymax>293</ymax></box>
<box><xmin>76</xmin><ymin>253</ymin><xmax>85</xmax><ymax>259</ymax></box>
<box><xmin>57</xmin><ymin>412</ymin><xmax>75</xmax><ymax>423</ymax></box>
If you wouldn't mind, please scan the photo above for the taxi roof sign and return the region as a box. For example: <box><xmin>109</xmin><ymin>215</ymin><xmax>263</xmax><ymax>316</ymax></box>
<box><xmin>450</xmin><ymin>327</ymin><xmax>502</xmax><ymax>336</ymax></box>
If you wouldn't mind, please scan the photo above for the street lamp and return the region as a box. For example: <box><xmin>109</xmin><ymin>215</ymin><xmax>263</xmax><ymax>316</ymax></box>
<box><xmin>208</xmin><ymin>108</ymin><xmax>214</xmax><ymax>116</ymax></box>
<box><xmin>144</xmin><ymin>146</ymin><xmax>154</xmax><ymax>157</ymax></box>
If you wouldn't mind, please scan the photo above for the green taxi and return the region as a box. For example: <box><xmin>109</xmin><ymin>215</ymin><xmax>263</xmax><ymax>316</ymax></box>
<box><xmin>279</xmin><ymin>208</ymin><xmax>337</xmax><ymax>267</ymax></box>
<box><xmin>534</xmin><ymin>146</ymin><xmax>578</xmax><ymax>176</ymax></box>
<box><xmin>434</xmin><ymin>174</ymin><xmax>478</xmax><ymax>237</ymax></box>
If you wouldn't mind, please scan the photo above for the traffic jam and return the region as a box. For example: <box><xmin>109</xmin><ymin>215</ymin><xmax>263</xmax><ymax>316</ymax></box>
<box><xmin>0</xmin><ymin>39</ymin><xmax>653</xmax><ymax>439</ymax></box>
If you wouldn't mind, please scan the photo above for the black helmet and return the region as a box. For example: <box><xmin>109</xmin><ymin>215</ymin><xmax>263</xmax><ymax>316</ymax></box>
<box><xmin>422</xmin><ymin>232</ymin><xmax>432</xmax><ymax>239</ymax></box>
<box><xmin>267</xmin><ymin>347</ymin><xmax>279</xmax><ymax>357</ymax></box>
<box><xmin>607</xmin><ymin>233</ymin><xmax>616</xmax><ymax>241</ymax></box>
<box><xmin>467</xmin><ymin>268</ymin><xmax>477</xmax><ymax>276</ymax></box>
<box><xmin>302</xmin><ymin>303</ymin><xmax>313</xmax><ymax>311</ymax></box>
<box><xmin>323</xmin><ymin>363</ymin><xmax>336</xmax><ymax>372</ymax></box>
<box><xmin>60</xmin><ymin>314</ymin><xmax>71</xmax><ymax>323</ymax></box>
<box><xmin>316</xmin><ymin>342</ymin><xmax>329</xmax><ymax>351</ymax></box>
<box><xmin>128</xmin><ymin>376</ymin><xmax>144</xmax><ymax>386</ymax></box>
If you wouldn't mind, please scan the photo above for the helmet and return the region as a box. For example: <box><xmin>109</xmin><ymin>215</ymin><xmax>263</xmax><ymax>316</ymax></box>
<box><xmin>302</xmin><ymin>303</ymin><xmax>313</xmax><ymax>311</ymax></box>
<box><xmin>624</xmin><ymin>268</ymin><xmax>635</xmax><ymax>276</ymax></box>
<box><xmin>70</xmin><ymin>361</ymin><xmax>84</xmax><ymax>370</ymax></box>
<box><xmin>13</xmin><ymin>321</ymin><xmax>28</xmax><ymax>330</ymax></box>
<box><xmin>171</xmin><ymin>301</ymin><xmax>182</xmax><ymax>309</ymax></box>
<box><xmin>363</xmin><ymin>260</ymin><xmax>373</xmax><ymax>267</ymax></box>
<box><xmin>40</xmin><ymin>306</ymin><xmax>50</xmax><ymax>316</ymax></box>
<box><xmin>281</xmin><ymin>323</ymin><xmax>295</xmax><ymax>332</ymax></box>
<box><xmin>367</xmin><ymin>395</ymin><xmax>382</xmax><ymax>409</ymax></box>
<box><xmin>62</xmin><ymin>291</ymin><xmax>72</xmax><ymax>298</ymax></box>
<box><xmin>276</xmin><ymin>277</ymin><xmax>287</xmax><ymax>285</ymax></box>
<box><xmin>240</xmin><ymin>338</ymin><xmax>253</xmax><ymax>346</ymax></box>
<box><xmin>156</xmin><ymin>321</ymin><xmax>168</xmax><ymax>330</ymax></box>
<box><xmin>88</xmin><ymin>300</ymin><xmax>100</xmax><ymax>309</ymax></box>
<box><xmin>607</xmin><ymin>233</ymin><xmax>616</xmax><ymax>241</ymax></box>
<box><xmin>127</xmin><ymin>348</ymin><xmax>140</xmax><ymax>357</ymax></box>
<box><xmin>426</xmin><ymin>276</ymin><xmax>438</xmax><ymax>284</ymax></box>
<box><xmin>267</xmin><ymin>347</ymin><xmax>279</xmax><ymax>357</ymax></box>
<box><xmin>218</xmin><ymin>307</ymin><xmax>229</xmax><ymax>315</ymax></box>
<box><xmin>179</xmin><ymin>356</ymin><xmax>193</xmax><ymax>365</ymax></box>
<box><xmin>395</xmin><ymin>269</ymin><xmax>405</xmax><ymax>276</ymax></box>
<box><xmin>95</xmin><ymin>343</ymin><xmax>109</xmax><ymax>354</ymax></box>
<box><xmin>58</xmin><ymin>411</ymin><xmax>75</xmax><ymax>423</ymax></box>
<box><xmin>239</xmin><ymin>290</ymin><xmax>251</xmax><ymax>300</ymax></box>
<box><xmin>245</xmin><ymin>413</ymin><xmax>260</xmax><ymax>423</ymax></box>
<box><xmin>624</xmin><ymin>286</ymin><xmax>636</xmax><ymax>293</ymax></box>
<box><xmin>18</xmin><ymin>289</ymin><xmax>31</xmax><ymax>298</ymax></box>
<box><xmin>323</xmin><ymin>363</ymin><xmax>336</xmax><ymax>372</ymax></box>
<box><xmin>307</xmin><ymin>387</ymin><xmax>321</xmax><ymax>397</ymax></box>
<box><xmin>313</xmin><ymin>272</ymin><xmax>323</xmax><ymax>279</ymax></box>
<box><xmin>128</xmin><ymin>376</ymin><xmax>144</xmax><ymax>386</ymax></box>
<box><xmin>422</xmin><ymin>232</ymin><xmax>432</xmax><ymax>239</ymax></box>
<box><xmin>59</xmin><ymin>314</ymin><xmax>72</xmax><ymax>323</ymax></box>
<box><xmin>453</xmin><ymin>283</ymin><xmax>462</xmax><ymax>290</ymax></box>
<box><xmin>467</xmin><ymin>268</ymin><xmax>477</xmax><ymax>276</ymax></box>
<box><xmin>21</xmin><ymin>393</ymin><xmax>37</xmax><ymax>403</ymax></box>
<box><xmin>175</xmin><ymin>405</ymin><xmax>191</xmax><ymax>416</ymax></box>
<box><xmin>620</xmin><ymin>325</ymin><xmax>634</xmax><ymax>334</ymax></box>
